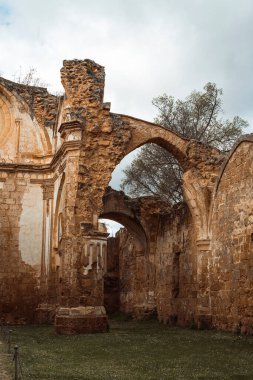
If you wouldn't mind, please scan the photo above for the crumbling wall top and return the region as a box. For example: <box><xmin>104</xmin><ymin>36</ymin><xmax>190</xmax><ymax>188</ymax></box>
<box><xmin>0</xmin><ymin>76</ymin><xmax>59</xmax><ymax>131</ymax></box>
<box><xmin>61</xmin><ymin>59</ymin><xmax>105</xmax><ymax>110</ymax></box>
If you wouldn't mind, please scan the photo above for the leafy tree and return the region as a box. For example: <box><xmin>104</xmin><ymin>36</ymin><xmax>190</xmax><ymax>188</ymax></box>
<box><xmin>121</xmin><ymin>83</ymin><xmax>248</xmax><ymax>203</ymax></box>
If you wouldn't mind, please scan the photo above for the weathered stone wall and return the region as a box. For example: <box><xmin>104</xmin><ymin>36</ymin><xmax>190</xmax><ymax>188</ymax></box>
<box><xmin>155</xmin><ymin>205</ymin><xmax>197</xmax><ymax>326</ymax></box>
<box><xmin>106</xmin><ymin>201</ymin><xmax>197</xmax><ymax>326</ymax></box>
<box><xmin>0</xmin><ymin>172</ymin><xmax>42</xmax><ymax>323</ymax></box>
<box><xmin>0</xmin><ymin>77</ymin><xmax>59</xmax><ymax>152</ymax></box>
<box><xmin>0</xmin><ymin>150</ymin><xmax>81</xmax><ymax>323</ymax></box>
<box><xmin>209</xmin><ymin>140</ymin><xmax>253</xmax><ymax>334</ymax></box>
<box><xmin>0</xmin><ymin>80</ymin><xmax>57</xmax><ymax>164</ymax></box>
<box><xmin>0</xmin><ymin>74</ymin><xmax>62</xmax><ymax>323</ymax></box>
<box><xmin>113</xmin><ymin>229</ymin><xmax>148</xmax><ymax>317</ymax></box>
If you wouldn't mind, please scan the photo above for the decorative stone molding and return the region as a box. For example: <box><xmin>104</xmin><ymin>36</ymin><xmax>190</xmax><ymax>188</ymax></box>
<box><xmin>58</xmin><ymin>120</ymin><xmax>82</xmax><ymax>142</ymax></box>
<box><xmin>82</xmin><ymin>238</ymin><xmax>108</xmax><ymax>276</ymax></box>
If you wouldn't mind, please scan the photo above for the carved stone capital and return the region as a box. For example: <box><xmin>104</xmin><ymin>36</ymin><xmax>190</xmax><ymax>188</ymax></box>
<box><xmin>42</xmin><ymin>180</ymin><xmax>54</xmax><ymax>200</ymax></box>
<box><xmin>58</xmin><ymin>121</ymin><xmax>82</xmax><ymax>142</ymax></box>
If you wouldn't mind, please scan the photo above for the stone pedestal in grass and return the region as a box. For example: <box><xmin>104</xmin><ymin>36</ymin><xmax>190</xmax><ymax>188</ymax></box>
<box><xmin>55</xmin><ymin>306</ymin><xmax>109</xmax><ymax>335</ymax></box>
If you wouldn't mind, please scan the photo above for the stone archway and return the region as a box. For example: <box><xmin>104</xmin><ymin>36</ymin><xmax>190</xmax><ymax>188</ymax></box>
<box><xmin>94</xmin><ymin>114</ymin><xmax>222</xmax><ymax>242</ymax></box>
<box><xmin>100</xmin><ymin>187</ymin><xmax>148</xmax><ymax>252</ymax></box>
<box><xmin>116</xmin><ymin>115</ymin><xmax>189</xmax><ymax>168</ymax></box>
<box><xmin>100</xmin><ymin>187</ymin><xmax>157</xmax><ymax>319</ymax></box>
<box><xmin>54</xmin><ymin>60</ymin><xmax>223</xmax><ymax>334</ymax></box>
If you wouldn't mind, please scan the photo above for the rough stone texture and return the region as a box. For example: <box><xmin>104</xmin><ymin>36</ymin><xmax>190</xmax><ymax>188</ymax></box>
<box><xmin>0</xmin><ymin>58</ymin><xmax>252</xmax><ymax>335</ymax></box>
<box><xmin>209</xmin><ymin>139</ymin><xmax>253</xmax><ymax>334</ymax></box>
<box><xmin>35</xmin><ymin>303</ymin><xmax>58</xmax><ymax>324</ymax></box>
<box><xmin>0</xmin><ymin>77</ymin><xmax>57</xmax><ymax>163</ymax></box>
<box><xmin>55</xmin><ymin>306</ymin><xmax>109</xmax><ymax>335</ymax></box>
<box><xmin>105</xmin><ymin>198</ymin><xmax>196</xmax><ymax>325</ymax></box>
<box><xmin>0</xmin><ymin>173</ymin><xmax>40</xmax><ymax>324</ymax></box>
<box><xmin>0</xmin><ymin>77</ymin><xmax>59</xmax><ymax>130</ymax></box>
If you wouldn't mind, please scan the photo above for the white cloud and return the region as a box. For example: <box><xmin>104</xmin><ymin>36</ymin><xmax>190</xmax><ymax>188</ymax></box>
<box><xmin>99</xmin><ymin>219</ymin><xmax>123</xmax><ymax>236</ymax></box>
<box><xmin>1</xmin><ymin>0</ymin><xmax>253</xmax><ymax>229</ymax></box>
<box><xmin>1</xmin><ymin>0</ymin><xmax>252</xmax><ymax>125</ymax></box>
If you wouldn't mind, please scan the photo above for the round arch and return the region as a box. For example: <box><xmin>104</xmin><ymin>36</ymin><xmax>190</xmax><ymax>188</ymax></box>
<box><xmin>99</xmin><ymin>211</ymin><xmax>147</xmax><ymax>252</ymax></box>
<box><xmin>100</xmin><ymin>187</ymin><xmax>148</xmax><ymax>251</ymax></box>
<box><xmin>106</xmin><ymin>113</ymin><xmax>221</xmax><ymax>241</ymax></box>
<box><xmin>114</xmin><ymin>114</ymin><xmax>190</xmax><ymax>170</ymax></box>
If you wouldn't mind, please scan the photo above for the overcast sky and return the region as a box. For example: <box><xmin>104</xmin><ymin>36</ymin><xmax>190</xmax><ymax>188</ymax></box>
<box><xmin>1</xmin><ymin>0</ymin><xmax>253</xmax><ymax>234</ymax></box>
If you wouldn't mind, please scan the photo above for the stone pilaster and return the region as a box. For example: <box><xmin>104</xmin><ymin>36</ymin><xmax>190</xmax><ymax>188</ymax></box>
<box><xmin>35</xmin><ymin>180</ymin><xmax>55</xmax><ymax>323</ymax></box>
<box><xmin>40</xmin><ymin>180</ymin><xmax>54</xmax><ymax>294</ymax></box>
<box><xmin>196</xmin><ymin>239</ymin><xmax>212</xmax><ymax>329</ymax></box>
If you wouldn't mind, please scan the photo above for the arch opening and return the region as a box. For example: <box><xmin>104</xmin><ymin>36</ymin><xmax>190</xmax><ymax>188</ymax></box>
<box><xmin>109</xmin><ymin>142</ymin><xmax>184</xmax><ymax>205</ymax></box>
<box><xmin>98</xmin><ymin>214</ymin><xmax>148</xmax><ymax>317</ymax></box>
<box><xmin>99</xmin><ymin>134</ymin><xmax>194</xmax><ymax>319</ymax></box>
<box><xmin>99</xmin><ymin>213</ymin><xmax>147</xmax><ymax>252</ymax></box>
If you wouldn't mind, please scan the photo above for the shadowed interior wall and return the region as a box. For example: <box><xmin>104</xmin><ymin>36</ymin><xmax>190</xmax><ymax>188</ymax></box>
<box><xmin>106</xmin><ymin>203</ymin><xmax>197</xmax><ymax>326</ymax></box>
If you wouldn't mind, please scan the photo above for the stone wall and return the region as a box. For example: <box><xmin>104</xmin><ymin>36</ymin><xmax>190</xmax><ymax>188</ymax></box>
<box><xmin>0</xmin><ymin>78</ymin><xmax>57</xmax><ymax>164</ymax></box>
<box><xmin>106</xmin><ymin>201</ymin><xmax>197</xmax><ymax>326</ymax></box>
<box><xmin>154</xmin><ymin>205</ymin><xmax>197</xmax><ymax>326</ymax></box>
<box><xmin>0</xmin><ymin>76</ymin><xmax>59</xmax><ymax>149</ymax></box>
<box><xmin>209</xmin><ymin>139</ymin><xmax>253</xmax><ymax>334</ymax></box>
<box><xmin>0</xmin><ymin>172</ymin><xmax>42</xmax><ymax>323</ymax></box>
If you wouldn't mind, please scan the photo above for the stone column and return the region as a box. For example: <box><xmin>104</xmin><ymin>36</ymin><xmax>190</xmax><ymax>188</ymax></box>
<box><xmin>54</xmin><ymin>120</ymin><xmax>109</xmax><ymax>334</ymax></box>
<box><xmin>40</xmin><ymin>180</ymin><xmax>54</xmax><ymax>290</ymax></box>
<box><xmin>196</xmin><ymin>239</ymin><xmax>212</xmax><ymax>329</ymax></box>
<box><xmin>54</xmin><ymin>60</ymin><xmax>128</xmax><ymax>334</ymax></box>
<box><xmin>35</xmin><ymin>180</ymin><xmax>55</xmax><ymax>324</ymax></box>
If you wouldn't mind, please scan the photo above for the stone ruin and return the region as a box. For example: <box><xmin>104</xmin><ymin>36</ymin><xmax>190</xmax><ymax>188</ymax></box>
<box><xmin>0</xmin><ymin>59</ymin><xmax>252</xmax><ymax>335</ymax></box>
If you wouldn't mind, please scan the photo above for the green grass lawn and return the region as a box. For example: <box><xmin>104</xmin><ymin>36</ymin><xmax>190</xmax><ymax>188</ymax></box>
<box><xmin>1</xmin><ymin>317</ymin><xmax>253</xmax><ymax>379</ymax></box>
